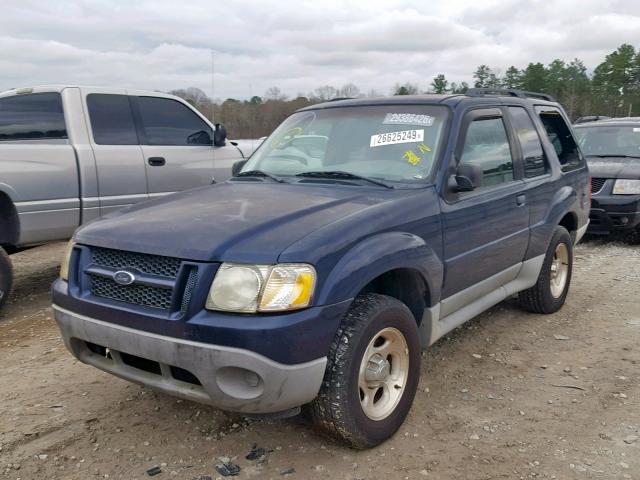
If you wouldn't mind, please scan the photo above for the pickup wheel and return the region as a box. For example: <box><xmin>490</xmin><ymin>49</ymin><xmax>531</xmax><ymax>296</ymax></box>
<box><xmin>519</xmin><ymin>226</ymin><xmax>573</xmax><ymax>314</ymax></box>
<box><xmin>307</xmin><ymin>293</ymin><xmax>420</xmax><ymax>449</ymax></box>
<box><xmin>0</xmin><ymin>246</ymin><xmax>13</xmax><ymax>308</ymax></box>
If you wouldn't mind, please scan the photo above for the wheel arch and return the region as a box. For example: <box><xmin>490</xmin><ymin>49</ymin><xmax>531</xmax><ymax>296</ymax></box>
<box><xmin>558</xmin><ymin>211</ymin><xmax>578</xmax><ymax>240</ymax></box>
<box><xmin>0</xmin><ymin>190</ymin><xmax>20</xmax><ymax>246</ymax></box>
<box><xmin>316</xmin><ymin>231</ymin><xmax>443</xmax><ymax>325</ymax></box>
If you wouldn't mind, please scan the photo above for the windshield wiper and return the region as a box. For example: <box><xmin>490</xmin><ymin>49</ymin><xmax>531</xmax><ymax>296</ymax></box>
<box><xmin>295</xmin><ymin>171</ymin><xmax>394</xmax><ymax>189</ymax></box>
<box><xmin>236</xmin><ymin>170</ymin><xmax>286</xmax><ymax>183</ymax></box>
<box><xmin>586</xmin><ymin>154</ymin><xmax>640</xmax><ymax>159</ymax></box>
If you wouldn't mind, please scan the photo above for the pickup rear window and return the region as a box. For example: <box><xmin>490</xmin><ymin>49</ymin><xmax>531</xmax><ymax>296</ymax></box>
<box><xmin>0</xmin><ymin>92</ymin><xmax>67</xmax><ymax>141</ymax></box>
<box><xmin>87</xmin><ymin>94</ymin><xmax>139</xmax><ymax>145</ymax></box>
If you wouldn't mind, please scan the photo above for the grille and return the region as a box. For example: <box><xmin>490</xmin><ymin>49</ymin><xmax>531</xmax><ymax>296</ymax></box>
<box><xmin>91</xmin><ymin>247</ymin><xmax>181</xmax><ymax>278</ymax></box>
<box><xmin>591</xmin><ymin>177</ymin><xmax>607</xmax><ymax>194</ymax></box>
<box><xmin>91</xmin><ymin>275</ymin><xmax>174</xmax><ymax>310</ymax></box>
<box><xmin>180</xmin><ymin>268</ymin><xmax>198</xmax><ymax>313</ymax></box>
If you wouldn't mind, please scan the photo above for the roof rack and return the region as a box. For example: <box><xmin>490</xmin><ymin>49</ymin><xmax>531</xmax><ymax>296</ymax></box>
<box><xmin>326</xmin><ymin>97</ymin><xmax>355</xmax><ymax>102</ymax></box>
<box><xmin>466</xmin><ymin>88</ymin><xmax>555</xmax><ymax>102</ymax></box>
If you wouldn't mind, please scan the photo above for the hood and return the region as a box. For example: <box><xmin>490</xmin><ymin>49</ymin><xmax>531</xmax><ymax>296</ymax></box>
<box><xmin>76</xmin><ymin>181</ymin><xmax>399</xmax><ymax>262</ymax></box>
<box><xmin>586</xmin><ymin>156</ymin><xmax>640</xmax><ymax>179</ymax></box>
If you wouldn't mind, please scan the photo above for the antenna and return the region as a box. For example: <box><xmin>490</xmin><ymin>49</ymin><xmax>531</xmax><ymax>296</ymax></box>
<box><xmin>249</xmin><ymin>82</ymin><xmax>254</xmax><ymax>150</ymax></box>
<box><xmin>210</xmin><ymin>49</ymin><xmax>217</xmax><ymax>182</ymax></box>
<box><xmin>210</xmin><ymin>49</ymin><xmax>216</xmax><ymax>125</ymax></box>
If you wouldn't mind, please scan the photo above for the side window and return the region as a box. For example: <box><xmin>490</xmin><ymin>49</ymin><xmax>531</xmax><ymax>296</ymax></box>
<box><xmin>137</xmin><ymin>97</ymin><xmax>213</xmax><ymax>146</ymax></box>
<box><xmin>535</xmin><ymin>106</ymin><xmax>584</xmax><ymax>172</ymax></box>
<box><xmin>460</xmin><ymin>116</ymin><xmax>514</xmax><ymax>189</ymax></box>
<box><xmin>87</xmin><ymin>94</ymin><xmax>138</xmax><ymax>145</ymax></box>
<box><xmin>0</xmin><ymin>93</ymin><xmax>67</xmax><ymax>141</ymax></box>
<box><xmin>508</xmin><ymin>107</ymin><xmax>548</xmax><ymax>178</ymax></box>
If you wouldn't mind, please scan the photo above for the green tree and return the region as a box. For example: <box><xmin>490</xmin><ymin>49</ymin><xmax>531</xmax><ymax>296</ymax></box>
<box><xmin>563</xmin><ymin>59</ymin><xmax>591</xmax><ymax>118</ymax></box>
<box><xmin>545</xmin><ymin>59</ymin><xmax>569</xmax><ymax>99</ymax></box>
<box><xmin>486</xmin><ymin>71</ymin><xmax>502</xmax><ymax>88</ymax></box>
<box><xmin>502</xmin><ymin>66</ymin><xmax>522</xmax><ymax>89</ymax></box>
<box><xmin>593</xmin><ymin>44</ymin><xmax>637</xmax><ymax>116</ymax></box>
<box><xmin>430</xmin><ymin>74</ymin><xmax>449</xmax><ymax>93</ymax></box>
<box><xmin>393</xmin><ymin>83</ymin><xmax>419</xmax><ymax>95</ymax></box>
<box><xmin>521</xmin><ymin>63</ymin><xmax>548</xmax><ymax>92</ymax></box>
<box><xmin>450</xmin><ymin>81</ymin><xmax>469</xmax><ymax>94</ymax></box>
<box><xmin>473</xmin><ymin>65</ymin><xmax>492</xmax><ymax>88</ymax></box>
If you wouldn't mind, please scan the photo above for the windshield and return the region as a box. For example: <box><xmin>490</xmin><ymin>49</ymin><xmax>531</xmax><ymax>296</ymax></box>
<box><xmin>575</xmin><ymin>125</ymin><xmax>640</xmax><ymax>158</ymax></box>
<box><xmin>242</xmin><ymin>105</ymin><xmax>449</xmax><ymax>184</ymax></box>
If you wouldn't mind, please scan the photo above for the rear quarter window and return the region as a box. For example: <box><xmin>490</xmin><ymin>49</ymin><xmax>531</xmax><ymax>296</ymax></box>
<box><xmin>535</xmin><ymin>106</ymin><xmax>584</xmax><ymax>172</ymax></box>
<box><xmin>0</xmin><ymin>92</ymin><xmax>67</xmax><ymax>141</ymax></box>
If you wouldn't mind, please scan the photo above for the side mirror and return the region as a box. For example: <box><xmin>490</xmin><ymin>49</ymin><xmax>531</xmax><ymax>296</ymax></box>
<box><xmin>214</xmin><ymin>123</ymin><xmax>228</xmax><ymax>147</ymax></box>
<box><xmin>232</xmin><ymin>160</ymin><xmax>247</xmax><ymax>176</ymax></box>
<box><xmin>454</xmin><ymin>162</ymin><xmax>483</xmax><ymax>192</ymax></box>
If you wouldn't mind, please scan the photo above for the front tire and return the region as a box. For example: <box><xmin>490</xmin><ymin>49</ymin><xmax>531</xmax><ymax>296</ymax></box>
<box><xmin>308</xmin><ymin>294</ymin><xmax>421</xmax><ymax>449</ymax></box>
<box><xmin>519</xmin><ymin>226</ymin><xmax>573</xmax><ymax>314</ymax></box>
<box><xmin>0</xmin><ymin>246</ymin><xmax>13</xmax><ymax>308</ymax></box>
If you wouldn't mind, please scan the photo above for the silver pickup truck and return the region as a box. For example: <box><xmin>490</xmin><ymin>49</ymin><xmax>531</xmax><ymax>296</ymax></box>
<box><xmin>0</xmin><ymin>85</ymin><xmax>254</xmax><ymax>308</ymax></box>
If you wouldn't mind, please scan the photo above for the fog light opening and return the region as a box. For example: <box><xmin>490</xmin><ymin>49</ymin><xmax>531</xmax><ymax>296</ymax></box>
<box><xmin>216</xmin><ymin>366</ymin><xmax>264</xmax><ymax>400</ymax></box>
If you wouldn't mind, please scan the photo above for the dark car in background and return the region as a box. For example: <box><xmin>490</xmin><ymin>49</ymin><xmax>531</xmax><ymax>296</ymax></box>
<box><xmin>574</xmin><ymin>115</ymin><xmax>611</xmax><ymax>125</ymax></box>
<box><xmin>574</xmin><ymin>118</ymin><xmax>640</xmax><ymax>242</ymax></box>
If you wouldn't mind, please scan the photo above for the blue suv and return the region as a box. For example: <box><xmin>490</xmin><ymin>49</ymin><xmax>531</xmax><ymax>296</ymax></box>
<box><xmin>52</xmin><ymin>89</ymin><xmax>590</xmax><ymax>448</ymax></box>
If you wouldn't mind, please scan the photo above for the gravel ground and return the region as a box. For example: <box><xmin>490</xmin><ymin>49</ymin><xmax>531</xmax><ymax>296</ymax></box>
<box><xmin>0</xmin><ymin>239</ymin><xmax>638</xmax><ymax>480</ymax></box>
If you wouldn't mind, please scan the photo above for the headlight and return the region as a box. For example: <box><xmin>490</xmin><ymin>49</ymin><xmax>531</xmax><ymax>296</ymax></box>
<box><xmin>613</xmin><ymin>179</ymin><xmax>640</xmax><ymax>195</ymax></box>
<box><xmin>206</xmin><ymin>263</ymin><xmax>316</xmax><ymax>313</ymax></box>
<box><xmin>60</xmin><ymin>240</ymin><xmax>75</xmax><ymax>281</ymax></box>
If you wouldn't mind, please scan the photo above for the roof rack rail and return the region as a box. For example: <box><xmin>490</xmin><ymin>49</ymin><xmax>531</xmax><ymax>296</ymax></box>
<box><xmin>326</xmin><ymin>97</ymin><xmax>355</xmax><ymax>102</ymax></box>
<box><xmin>466</xmin><ymin>88</ymin><xmax>555</xmax><ymax>102</ymax></box>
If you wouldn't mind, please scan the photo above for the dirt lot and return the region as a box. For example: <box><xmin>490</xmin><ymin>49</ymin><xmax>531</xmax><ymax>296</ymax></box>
<box><xmin>0</xmin><ymin>240</ymin><xmax>638</xmax><ymax>480</ymax></box>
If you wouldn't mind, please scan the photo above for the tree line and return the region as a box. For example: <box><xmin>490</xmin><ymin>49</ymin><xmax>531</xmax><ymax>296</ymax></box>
<box><xmin>171</xmin><ymin>43</ymin><xmax>640</xmax><ymax>139</ymax></box>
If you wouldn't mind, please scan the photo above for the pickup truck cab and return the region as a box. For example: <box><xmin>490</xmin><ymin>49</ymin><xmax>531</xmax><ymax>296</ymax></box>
<box><xmin>52</xmin><ymin>89</ymin><xmax>589</xmax><ymax>448</ymax></box>
<box><xmin>0</xmin><ymin>85</ymin><xmax>252</xmax><ymax>307</ymax></box>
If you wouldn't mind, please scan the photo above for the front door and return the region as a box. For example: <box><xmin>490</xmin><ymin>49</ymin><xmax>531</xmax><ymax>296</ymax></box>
<box><xmin>134</xmin><ymin>96</ymin><xmax>220</xmax><ymax>198</ymax></box>
<box><xmin>440</xmin><ymin>108</ymin><xmax>530</xmax><ymax>311</ymax></box>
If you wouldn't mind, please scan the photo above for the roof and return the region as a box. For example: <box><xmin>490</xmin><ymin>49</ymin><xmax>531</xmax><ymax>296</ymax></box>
<box><xmin>0</xmin><ymin>84</ymin><xmax>178</xmax><ymax>100</ymax></box>
<box><xmin>299</xmin><ymin>91</ymin><xmax>559</xmax><ymax>112</ymax></box>
<box><xmin>574</xmin><ymin>117</ymin><xmax>640</xmax><ymax>127</ymax></box>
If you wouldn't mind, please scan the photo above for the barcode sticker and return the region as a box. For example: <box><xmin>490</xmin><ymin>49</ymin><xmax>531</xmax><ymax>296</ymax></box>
<box><xmin>370</xmin><ymin>129</ymin><xmax>424</xmax><ymax>147</ymax></box>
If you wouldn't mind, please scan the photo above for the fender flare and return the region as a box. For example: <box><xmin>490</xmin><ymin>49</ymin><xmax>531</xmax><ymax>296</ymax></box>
<box><xmin>526</xmin><ymin>185</ymin><xmax>579</xmax><ymax>259</ymax></box>
<box><xmin>544</xmin><ymin>185</ymin><xmax>577</xmax><ymax>227</ymax></box>
<box><xmin>316</xmin><ymin>231</ymin><xmax>443</xmax><ymax>308</ymax></box>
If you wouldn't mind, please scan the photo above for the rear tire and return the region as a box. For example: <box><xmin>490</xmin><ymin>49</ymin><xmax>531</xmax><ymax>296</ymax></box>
<box><xmin>307</xmin><ymin>294</ymin><xmax>421</xmax><ymax>449</ymax></box>
<box><xmin>0</xmin><ymin>246</ymin><xmax>13</xmax><ymax>308</ymax></box>
<box><xmin>519</xmin><ymin>226</ymin><xmax>573</xmax><ymax>314</ymax></box>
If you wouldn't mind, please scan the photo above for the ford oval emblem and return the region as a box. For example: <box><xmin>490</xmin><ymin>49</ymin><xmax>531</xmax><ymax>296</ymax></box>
<box><xmin>113</xmin><ymin>270</ymin><xmax>136</xmax><ymax>285</ymax></box>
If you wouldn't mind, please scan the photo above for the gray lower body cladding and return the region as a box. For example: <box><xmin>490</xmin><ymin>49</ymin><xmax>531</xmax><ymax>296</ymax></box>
<box><xmin>52</xmin><ymin>305</ymin><xmax>327</xmax><ymax>414</ymax></box>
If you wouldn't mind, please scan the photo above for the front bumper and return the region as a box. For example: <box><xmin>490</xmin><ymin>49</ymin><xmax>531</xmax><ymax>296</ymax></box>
<box><xmin>588</xmin><ymin>194</ymin><xmax>640</xmax><ymax>235</ymax></box>
<box><xmin>53</xmin><ymin>304</ymin><xmax>327</xmax><ymax>414</ymax></box>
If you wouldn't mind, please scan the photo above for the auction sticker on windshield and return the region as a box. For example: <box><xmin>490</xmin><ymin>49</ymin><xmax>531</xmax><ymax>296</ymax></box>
<box><xmin>383</xmin><ymin>113</ymin><xmax>434</xmax><ymax>126</ymax></box>
<box><xmin>370</xmin><ymin>129</ymin><xmax>424</xmax><ymax>147</ymax></box>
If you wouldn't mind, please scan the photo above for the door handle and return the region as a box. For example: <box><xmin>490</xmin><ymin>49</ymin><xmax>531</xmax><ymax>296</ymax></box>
<box><xmin>516</xmin><ymin>194</ymin><xmax>526</xmax><ymax>206</ymax></box>
<box><xmin>148</xmin><ymin>157</ymin><xmax>166</xmax><ymax>166</ymax></box>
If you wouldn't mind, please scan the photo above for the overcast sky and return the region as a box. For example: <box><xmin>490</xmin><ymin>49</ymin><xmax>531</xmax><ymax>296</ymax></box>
<box><xmin>1</xmin><ymin>0</ymin><xmax>640</xmax><ymax>100</ymax></box>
